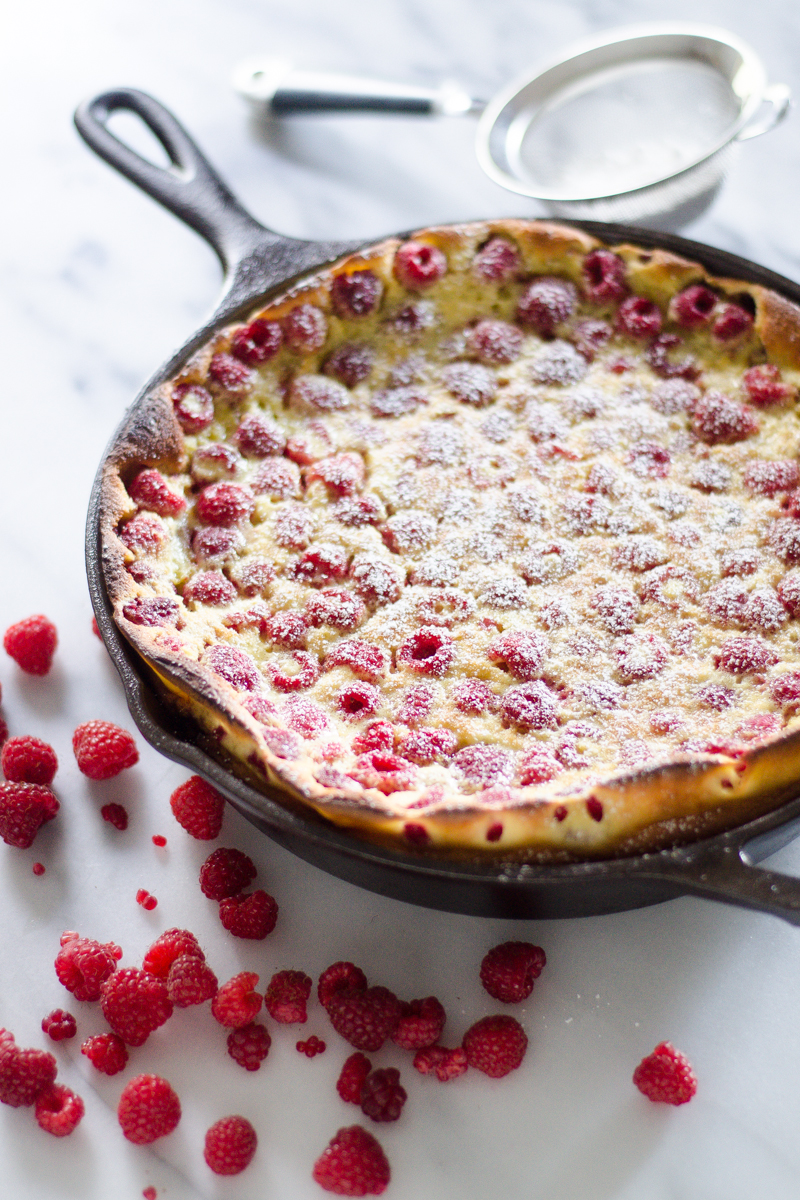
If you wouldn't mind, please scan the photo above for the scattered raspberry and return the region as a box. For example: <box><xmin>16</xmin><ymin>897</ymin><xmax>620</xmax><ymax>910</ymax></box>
<box><xmin>72</xmin><ymin>721</ymin><xmax>138</xmax><ymax>781</ymax></box>
<box><xmin>284</xmin><ymin>303</ymin><xmax>328</xmax><ymax>351</ymax></box>
<box><xmin>143</xmin><ymin>1189</ymin><xmax>157</xmax><ymax>1200</ymax></box>
<box><xmin>100</xmin><ymin>967</ymin><xmax>172</xmax><ymax>1046</ymax></box>
<box><xmin>297</xmin><ymin>1035</ymin><xmax>327</xmax><ymax>1057</ymax></box>
<box><xmin>129</xmin><ymin>468</ymin><xmax>186</xmax><ymax>517</ymax></box>
<box><xmin>55</xmin><ymin>932</ymin><xmax>121</xmax><ymax>1001</ymax></box>
<box><xmin>338</xmin><ymin>1053</ymin><xmax>373</xmax><ymax>1104</ymax></box>
<box><xmin>394</xmin><ymin>241</ymin><xmax>447</xmax><ymax>289</ymax></box>
<box><xmin>35</xmin><ymin>1084</ymin><xmax>84</xmax><ymax>1137</ymax></box>
<box><xmin>265</xmin><ymin>970</ymin><xmax>312</xmax><ymax>1023</ymax></box>
<box><xmin>1</xmin><ymin>736</ymin><xmax>57</xmax><ymax>786</ymax></box>
<box><xmin>501</xmin><ymin>681</ymin><xmax>559</xmax><ymax>730</ymax></box>
<box><xmin>472</xmin><ymin>236</ymin><xmax>520</xmax><ymax>282</ymax></box>
<box><xmin>118</xmin><ymin>1074</ymin><xmax>181</xmax><ymax>1144</ymax></box>
<box><xmin>142</xmin><ymin>928</ymin><xmax>204</xmax><ymax>978</ymax></box>
<box><xmin>41</xmin><ymin>1009</ymin><xmax>77</xmax><ymax>1041</ymax></box>
<box><xmin>0</xmin><ymin>1037</ymin><xmax>57</xmax><ymax>1107</ymax></box>
<box><xmin>199</xmin><ymin>847</ymin><xmax>257</xmax><ymax>900</ymax></box>
<box><xmin>227</xmin><ymin>1022</ymin><xmax>271</xmax><ymax>1070</ymax></box>
<box><xmin>331</xmin><ymin>270</ymin><xmax>382</xmax><ymax>318</ymax></box>
<box><xmin>212</xmin><ymin>973</ymin><xmax>262</xmax><ymax>1028</ymax></box>
<box><xmin>0</xmin><ymin>781</ymin><xmax>58</xmax><ymax>848</ymax></box>
<box><xmin>137</xmin><ymin>889</ymin><xmax>158</xmax><ymax>910</ymax></box>
<box><xmin>324</xmin><ymin>343</ymin><xmax>374</xmax><ymax>388</ymax></box>
<box><xmin>167</xmin><ymin>954</ymin><xmax>218</xmax><ymax>1007</ymax></box>
<box><xmin>391</xmin><ymin>997</ymin><xmax>446</xmax><ymax>1050</ymax></box>
<box><xmin>219</xmin><ymin>890</ymin><xmax>278</xmax><ymax>939</ymax></box>
<box><xmin>743</xmin><ymin>363</ymin><xmax>794</xmax><ymax>406</ymax></box>
<box><xmin>204</xmin><ymin>1115</ymin><xmax>258</xmax><ymax>1175</ymax></box>
<box><xmin>633</xmin><ymin>1041</ymin><xmax>697</xmax><ymax>1104</ymax></box>
<box><xmin>3</xmin><ymin>615</ymin><xmax>57</xmax><ymax>676</ymax></box>
<box><xmin>313</xmin><ymin>1125</ymin><xmax>390</xmax><ymax>1196</ymax></box>
<box><xmin>172</xmin><ymin>381</ymin><xmax>214</xmax><ymax>432</ymax></box>
<box><xmin>480</xmin><ymin>942</ymin><xmax>546</xmax><ymax>1003</ymax></box>
<box><xmin>81</xmin><ymin>1033</ymin><xmax>128</xmax><ymax>1076</ymax></box>
<box><xmin>397</xmin><ymin>628</ymin><xmax>455</xmax><ymax>677</ymax></box>
<box><xmin>360</xmin><ymin>1068</ymin><xmax>406</xmax><ymax>1123</ymax></box>
<box><xmin>413</xmin><ymin>1044</ymin><xmax>468</xmax><ymax>1082</ymax></box>
<box><xmin>168</xmin><ymin>775</ymin><xmax>225</xmax><ymax>840</ymax></box>
<box><xmin>318</xmin><ymin>962</ymin><xmax>368</xmax><ymax>1011</ymax></box>
<box><xmin>231</xmin><ymin>317</ymin><xmax>282</xmax><ymax>365</ymax></box>
<box><xmin>516</xmin><ymin>276</ymin><xmax>576</xmax><ymax>336</ymax></box>
<box><xmin>462</xmin><ymin>1015</ymin><xmax>528</xmax><ymax>1078</ymax></box>
<box><xmin>582</xmin><ymin>249</ymin><xmax>627</xmax><ymax>302</ymax></box>
<box><xmin>616</xmin><ymin>296</ymin><xmax>662</xmax><ymax>338</ymax></box>
<box><xmin>327</xmin><ymin>986</ymin><xmax>402</xmax><ymax>1053</ymax></box>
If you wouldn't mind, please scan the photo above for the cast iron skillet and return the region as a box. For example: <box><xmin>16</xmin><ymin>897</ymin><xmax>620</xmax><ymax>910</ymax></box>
<box><xmin>75</xmin><ymin>88</ymin><xmax>800</xmax><ymax>924</ymax></box>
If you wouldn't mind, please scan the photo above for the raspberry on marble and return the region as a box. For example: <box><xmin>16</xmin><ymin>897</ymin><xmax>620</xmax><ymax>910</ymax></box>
<box><xmin>0</xmin><ymin>782</ymin><xmax>59</xmax><ymax>848</ymax></box>
<box><xmin>338</xmin><ymin>1052</ymin><xmax>373</xmax><ymax>1103</ymax></box>
<box><xmin>462</xmin><ymin>1014</ymin><xmax>527</xmax><ymax>1078</ymax></box>
<box><xmin>35</xmin><ymin>1084</ymin><xmax>84</xmax><ymax>1137</ymax></box>
<box><xmin>0</xmin><ymin>1036</ymin><xmax>57</xmax><ymax>1108</ymax></box>
<box><xmin>80</xmin><ymin>1032</ymin><xmax>128</xmax><ymax>1076</ymax></box>
<box><xmin>170</xmin><ymin>776</ymin><xmax>225</xmax><ymax>840</ymax></box>
<box><xmin>264</xmin><ymin>970</ymin><xmax>312</xmax><ymax>1024</ymax></box>
<box><xmin>391</xmin><ymin>997</ymin><xmax>446</xmax><ymax>1050</ymax></box>
<box><xmin>117</xmin><ymin>1074</ymin><xmax>181</xmax><ymax>1144</ymax></box>
<box><xmin>297</xmin><ymin>1035</ymin><xmax>327</xmax><ymax>1057</ymax></box>
<box><xmin>360</xmin><ymin>1068</ymin><xmax>407</xmax><ymax>1123</ymax></box>
<box><xmin>1</xmin><ymin>736</ymin><xmax>57</xmax><ymax>786</ymax></box>
<box><xmin>3</xmin><ymin>615</ymin><xmax>58</xmax><ymax>676</ymax></box>
<box><xmin>312</xmin><ymin>1125</ymin><xmax>390</xmax><ymax>1197</ymax></box>
<box><xmin>326</xmin><ymin>986</ymin><xmax>402</xmax><ymax>1053</ymax></box>
<box><xmin>480</xmin><ymin>942</ymin><xmax>546</xmax><ymax>1003</ymax></box>
<box><xmin>41</xmin><ymin>1009</ymin><xmax>77</xmax><ymax>1041</ymax></box>
<box><xmin>211</xmin><ymin>973</ymin><xmax>262</xmax><ymax>1028</ymax></box>
<box><xmin>227</xmin><ymin>1022</ymin><xmax>271</xmax><ymax>1070</ymax></box>
<box><xmin>413</xmin><ymin>1044</ymin><xmax>468</xmax><ymax>1082</ymax></box>
<box><xmin>200</xmin><ymin>847</ymin><xmax>256</xmax><ymax>900</ymax></box>
<box><xmin>633</xmin><ymin>1042</ymin><xmax>696</xmax><ymax>1105</ymax></box>
<box><xmin>204</xmin><ymin>1115</ymin><xmax>258</xmax><ymax>1176</ymax></box>
<box><xmin>219</xmin><ymin>890</ymin><xmax>279</xmax><ymax>940</ymax></box>
<box><xmin>100</xmin><ymin>968</ymin><xmax>173</xmax><ymax>1046</ymax></box>
<box><xmin>55</xmin><ymin>932</ymin><xmax>121</xmax><ymax>1001</ymax></box>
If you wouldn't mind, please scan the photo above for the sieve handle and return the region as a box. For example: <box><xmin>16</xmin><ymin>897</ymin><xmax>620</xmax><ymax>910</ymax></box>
<box><xmin>736</xmin><ymin>83</ymin><xmax>792</xmax><ymax>141</ymax></box>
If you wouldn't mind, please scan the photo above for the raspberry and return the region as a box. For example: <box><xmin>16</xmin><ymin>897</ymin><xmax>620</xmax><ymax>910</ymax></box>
<box><xmin>137</xmin><ymin>888</ymin><xmax>158</xmax><ymax>910</ymax></box>
<box><xmin>488</xmin><ymin>631</ymin><xmax>548</xmax><ymax>680</ymax></box>
<box><xmin>169</xmin><ymin>776</ymin><xmax>225</xmax><ymax>840</ymax></box>
<box><xmin>466</xmin><ymin>318</ymin><xmax>522</xmax><ymax>365</ymax></box>
<box><xmin>399</xmin><ymin>729</ymin><xmax>457</xmax><ymax>765</ymax></box>
<box><xmin>219</xmin><ymin>890</ymin><xmax>278</xmax><ymax>939</ymax></box>
<box><xmin>35</xmin><ymin>1084</ymin><xmax>84</xmax><ymax>1136</ymax></box>
<box><xmin>360</xmin><ymin>1068</ymin><xmax>406</xmax><ymax>1123</ymax></box>
<box><xmin>394</xmin><ymin>241</ymin><xmax>447</xmax><ymax>289</ymax></box>
<box><xmin>232</xmin><ymin>558</ymin><xmax>277</xmax><ymax>596</ymax></box>
<box><xmin>212</xmin><ymin>972</ymin><xmax>262</xmax><ymax>1028</ymax></box>
<box><xmin>191</xmin><ymin>442</ymin><xmax>240</xmax><ymax>483</ymax></box>
<box><xmin>473</xmin><ymin>236</ymin><xmax>520</xmax><ymax>282</ymax></box>
<box><xmin>715</xmin><ymin>637</ymin><xmax>778</xmax><ymax>675</ymax></box>
<box><xmin>118</xmin><ymin>1074</ymin><xmax>181</xmax><ymax>1144</ymax></box>
<box><xmin>252</xmin><ymin>457</ymin><xmax>301</xmax><ymax>499</ymax></box>
<box><xmin>231</xmin><ymin>317</ymin><xmax>282</xmax><ymax>365</ymax></box>
<box><xmin>325</xmin><ymin>641</ymin><xmax>387</xmax><ymax>682</ymax></box>
<box><xmin>616</xmin><ymin>296</ymin><xmax>662</xmax><ymax>338</ymax></box>
<box><xmin>201</xmin><ymin>644</ymin><xmax>261</xmax><ymax>692</ymax></box>
<box><xmin>235</xmin><ymin>412</ymin><xmax>286</xmax><ymax>457</ymax></box>
<box><xmin>324</xmin><ymin>343</ymin><xmax>374</xmax><ymax>387</ymax></box>
<box><xmin>633</xmin><ymin>1041</ymin><xmax>697</xmax><ymax>1104</ymax></box>
<box><xmin>519</xmin><ymin>747</ymin><xmax>562</xmax><ymax>785</ymax></box>
<box><xmin>444</xmin><ymin>362</ymin><xmax>496</xmax><ymax>407</ymax></box>
<box><xmin>120</xmin><ymin>512</ymin><xmax>166</xmax><ymax>553</ymax></box>
<box><xmin>0</xmin><ymin>1037</ymin><xmax>57</xmax><ymax>1108</ymax></box>
<box><xmin>743</xmin><ymin>363</ymin><xmax>794</xmax><ymax>406</ymax></box>
<box><xmin>199</xmin><ymin>847</ymin><xmax>257</xmax><ymax>900</ymax></box>
<box><xmin>284</xmin><ymin>302</ymin><xmax>328</xmax><ymax>350</ymax></box>
<box><xmin>306</xmin><ymin>589</ymin><xmax>367</xmax><ymax>631</ymax></box>
<box><xmin>129</xmin><ymin>468</ymin><xmax>186</xmax><ymax>517</ymax></box>
<box><xmin>80</xmin><ymin>1033</ymin><xmax>128</xmax><ymax>1075</ymax></box>
<box><xmin>337</xmin><ymin>683</ymin><xmax>382</xmax><ymax>721</ymax></box>
<box><xmin>743</xmin><ymin>458</ymin><xmax>799</xmax><ymax>496</ymax></box>
<box><xmin>167</xmin><ymin>955</ymin><xmax>218</xmax><ymax>1007</ymax></box>
<box><xmin>646</xmin><ymin>333</ymin><xmax>698</xmax><ymax>380</ymax></box>
<box><xmin>319</xmin><ymin>962</ymin><xmax>368</xmax><ymax>1010</ymax></box>
<box><xmin>292</xmin><ymin>545</ymin><xmax>349</xmax><ymax>584</ymax></box>
<box><xmin>413</xmin><ymin>1044</ymin><xmax>468</xmax><ymax>1082</ymax></box>
<box><xmin>196</xmin><ymin>481</ymin><xmax>253</xmax><ymax>526</ymax></box>
<box><xmin>394</xmin><ymin>684</ymin><xmax>434</xmax><ymax>727</ymax></box>
<box><xmin>313</xmin><ymin>1125</ymin><xmax>390</xmax><ymax>1196</ymax></box>
<box><xmin>627</xmin><ymin>441</ymin><xmax>670</xmax><ymax>479</ymax></box>
<box><xmin>572</xmin><ymin>318</ymin><xmax>612</xmax><ymax>360</ymax></box>
<box><xmin>142</xmin><ymin>928</ymin><xmax>203</xmax><ymax>978</ymax></box>
<box><xmin>670</xmin><ymin>283</ymin><xmax>716</xmax><ymax>328</ymax></box>
<box><xmin>713</xmin><ymin>302</ymin><xmax>753</xmax><ymax>341</ymax></box>
<box><xmin>462</xmin><ymin>1014</ymin><xmax>528</xmax><ymax>1077</ymax></box>
<box><xmin>41</xmin><ymin>1009</ymin><xmax>77</xmax><ymax>1041</ymax></box>
<box><xmin>615</xmin><ymin>632</ymin><xmax>669</xmax><ymax>682</ymax></box>
<box><xmin>350</xmin><ymin>557</ymin><xmax>403</xmax><ymax>607</ymax></box>
<box><xmin>397</xmin><ymin>628</ymin><xmax>455</xmax><ymax>677</ymax></box>
<box><xmin>283</xmin><ymin>698</ymin><xmax>331</xmax><ymax>738</ymax></box>
<box><xmin>208</xmin><ymin>352</ymin><xmax>251</xmax><ymax>394</ymax></box>
<box><xmin>204</xmin><ymin>1115</ymin><xmax>258</xmax><ymax>1175</ymax></box>
<box><xmin>0</xmin><ymin>782</ymin><xmax>58</xmax><ymax>847</ymax></box>
<box><xmin>333</xmin><ymin>495</ymin><xmax>385</xmax><ymax>527</ymax></box>
<box><xmin>55</xmin><ymin>932</ymin><xmax>121</xmax><ymax>1001</ymax></box>
<box><xmin>172</xmin><ymin>381</ymin><xmax>214</xmax><ymax>432</ymax></box>
<box><xmin>480</xmin><ymin>942</ymin><xmax>546</xmax><ymax>1003</ymax></box>
<box><xmin>3</xmin><ymin>615</ymin><xmax>57</xmax><ymax>675</ymax></box>
<box><xmin>291</xmin><ymin>374</ymin><xmax>352</xmax><ymax>415</ymax></box>
<box><xmin>32</xmin><ymin>861</ymin><xmax>45</xmax><ymax>875</ymax></box>
<box><xmin>227</xmin><ymin>1022</ymin><xmax>271</xmax><ymax>1070</ymax></box>
<box><xmin>452</xmin><ymin>679</ymin><xmax>498</xmax><ymax>715</ymax></box>
<box><xmin>331</xmin><ymin>270</ymin><xmax>382</xmax><ymax>317</ymax></box>
<box><xmin>348</xmin><ymin>752</ymin><xmax>417</xmax><ymax>795</ymax></box>
<box><xmin>501</xmin><ymin>681</ymin><xmax>559</xmax><ymax>731</ymax></box>
<box><xmin>582</xmin><ymin>249</ymin><xmax>627</xmax><ymax>303</ymax></box>
<box><xmin>370</xmin><ymin>384</ymin><xmax>428</xmax><ymax>417</ymax></box>
<box><xmin>72</xmin><ymin>721</ymin><xmax>138</xmax><ymax>781</ymax></box>
<box><xmin>327</xmin><ymin>986</ymin><xmax>402</xmax><ymax>1053</ymax></box>
<box><xmin>337</xmin><ymin>1053</ymin><xmax>373</xmax><ymax>1104</ymax></box>
<box><xmin>121</xmin><ymin>597</ymin><xmax>179</xmax><ymax>627</ymax></box>
<box><xmin>265</xmin><ymin>970</ymin><xmax>312</xmax><ymax>1023</ymax></box>
<box><xmin>691</xmin><ymin>391</ymin><xmax>759</xmax><ymax>444</ymax></box>
<box><xmin>297</xmin><ymin>1035</ymin><xmax>327</xmax><ymax>1057</ymax></box>
<box><xmin>391</xmin><ymin>997</ymin><xmax>446</xmax><ymax>1050</ymax></box>
<box><xmin>517</xmin><ymin>276</ymin><xmax>577</xmax><ymax>336</ymax></box>
<box><xmin>183</xmin><ymin>569</ymin><xmax>237</xmax><ymax>607</ymax></box>
<box><xmin>308</xmin><ymin>452</ymin><xmax>366</xmax><ymax>496</ymax></box>
<box><xmin>592</xmin><ymin>585</ymin><xmax>638</xmax><ymax>635</ymax></box>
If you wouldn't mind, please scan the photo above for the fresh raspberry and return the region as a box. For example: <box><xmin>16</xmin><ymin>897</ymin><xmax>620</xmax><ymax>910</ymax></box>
<box><xmin>331</xmin><ymin>270</ymin><xmax>382</xmax><ymax>317</ymax></box>
<box><xmin>169</xmin><ymin>776</ymin><xmax>225</xmax><ymax>840</ymax></box>
<box><xmin>297</xmin><ymin>1035</ymin><xmax>327</xmax><ymax>1057</ymax></box>
<box><xmin>360</xmin><ymin>1068</ymin><xmax>406</xmax><ymax>1123</ymax></box>
<box><xmin>136</xmin><ymin>889</ymin><xmax>158</xmax><ymax>910</ymax></box>
<box><xmin>219</xmin><ymin>890</ymin><xmax>279</xmax><ymax>939</ymax></box>
<box><xmin>204</xmin><ymin>1115</ymin><xmax>258</xmax><ymax>1175</ymax></box>
<box><xmin>118</xmin><ymin>1074</ymin><xmax>181</xmax><ymax>1144</ymax></box>
<box><xmin>231</xmin><ymin>317</ymin><xmax>282</xmax><ymax>365</ymax></box>
<box><xmin>55</xmin><ymin>931</ymin><xmax>121</xmax><ymax>1001</ymax></box>
<box><xmin>199</xmin><ymin>847</ymin><xmax>257</xmax><ymax>900</ymax></box>
<box><xmin>227</xmin><ymin>1022</ymin><xmax>271</xmax><ymax>1070</ymax></box>
<box><xmin>743</xmin><ymin>363</ymin><xmax>794</xmax><ymax>406</ymax></box>
<box><xmin>337</xmin><ymin>1053</ymin><xmax>373</xmax><ymax>1103</ymax></box>
<box><xmin>100</xmin><ymin>967</ymin><xmax>173</xmax><ymax>1046</ymax></box>
<box><xmin>196</xmin><ymin>481</ymin><xmax>254</xmax><ymax>526</ymax></box>
<box><xmin>413</xmin><ymin>1043</ymin><xmax>468</xmax><ymax>1082</ymax></box>
<box><xmin>391</xmin><ymin>997</ymin><xmax>446</xmax><ymax>1050</ymax></box>
<box><xmin>1</xmin><ymin>736</ymin><xmax>58</xmax><ymax>785</ymax></box>
<box><xmin>670</xmin><ymin>283</ymin><xmax>716</xmax><ymax>328</ymax></box>
<box><xmin>0</xmin><ymin>782</ymin><xmax>59</xmax><ymax>847</ymax></box>
<box><xmin>712</xmin><ymin>302</ymin><xmax>753</xmax><ymax>341</ymax></box>
<box><xmin>142</xmin><ymin>928</ymin><xmax>203</xmax><ymax>978</ymax></box>
<box><xmin>129</xmin><ymin>468</ymin><xmax>186</xmax><ymax>517</ymax></box>
<box><xmin>284</xmin><ymin>302</ymin><xmax>328</xmax><ymax>350</ymax></box>
<box><xmin>462</xmin><ymin>1015</ymin><xmax>528</xmax><ymax>1078</ymax></box>
<box><xmin>167</xmin><ymin>954</ymin><xmax>218</xmax><ymax>1007</ymax></box>
<box><xmin>81</xmin><ymin>1032</ymin><xmax>128</xmax><ymax>1075</ymax></box>
<box><xmin>326</xmin><ymin>986</ymin><xmax>402</xmax><ymax>1053</ymax></box>
<box><xmin>212</xmin><ymin>972</ymin><xmax>262</xmax><ymax>1028</ymax></box>
<box><xmin>265</xmin><ymin>970</ymin><xmax>312</xmax><ymax>1023</ymax></box>
<box><xmin>582</xmin><ymin>249</ymin><xmax>627</xmax><ymax>303</ymax></box>
<box><xmin>32</xmin><ymin>861</ymin><xmax>45</xmax><ymax>875</ymax></box>
<box><xmin>35</xmin><ymin>1084</ymin><xmax>84</xmax><ymax>1136</ymax></box>
<box><xmin>318</xmin><ymin>962</ymin><xmax>368</xmax><ymax>1010</ymax></box>
<box><xmin>472</xmin><ymin>236</ymin><xmax>521</xmax><ymax>282</ymax></box>
<box><xmin>480</xmin><ymin>942</ymin><xmax>546</xmax><ymax>1003</ymax></box>
<box><xmin>516</xmin><ymin>276</ymin><xmax>577</xmax><ymax>336</ymax></box>
<box><xmin>487</xmin><ymin>631</ymin><xmax>547</xmax><ymax>680</ymax></box>
<box><xmin>616</xmin><ymin>296</ymin><xmax>662</xmax><ymax>338</ymax></box>
<box><xmin>397</xmin><ymin>628</ymin><xmax>455</xmax><ymax>677</ymax></box>
<box><xmin>152</xmin><ymin>834</ymin><xmax>167</xmax><ymax>847</ymax></box>
<box><xmin>72</xmin><ymin>721</ymin><xmax>138</xmax><ymax>781</ymax></box>
<box><xmin>633</xmin><ymin>1041</ymin><xmax>697</xmax><ymax>1104</ymax></box>
<box><xmin>3</xmin><ymin>615</ymin><xmax>58</xmax><ymax>676</ymax></box>
<box><xmin>324</xmin><ymin>343</ymin><xmax>374</xmax><ymax>387</ymax></box>
<box><xmin>313</xmin><ymin>1125</ymin><xmax>390</xmax><ymax>1196</ymax></box>
<box><xmin>172</xmin><ymin>381</ymin><xmax>214</xmax><ymax>431</ymax></box>
<box><xmin>466</xmin><ymin>318</ymin><xmax>522</xmax><ymax>365</ymax></box>
<box><xmin>0</xmin><ymin>1037</ymin><xmax>57</xmax><ymax>1107</ymax></box>
<box><xmin>41</xmin><ymin>1009</ymin><xmax>77</xmax><ymax>1041</ymax></box>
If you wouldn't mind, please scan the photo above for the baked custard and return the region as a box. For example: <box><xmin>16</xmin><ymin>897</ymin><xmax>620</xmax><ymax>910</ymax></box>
<box><xmin>100</xmin><ymin>220</ymin><xmax>800</xmax><ymax>858</ymax></box>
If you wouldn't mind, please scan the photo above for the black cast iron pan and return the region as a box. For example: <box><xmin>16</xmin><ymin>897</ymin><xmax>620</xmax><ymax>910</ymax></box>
<box><xmin>75</xmin><ymin>88</ymin><xmax>800</xmax><ymax>925</ymax></box>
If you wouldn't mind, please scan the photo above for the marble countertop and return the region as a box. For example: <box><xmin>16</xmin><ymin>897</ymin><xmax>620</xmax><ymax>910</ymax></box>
<box><xmin>4</xmin><ymin>0</ymin><xmax>800</xmax><ymax>1197</ymax></box>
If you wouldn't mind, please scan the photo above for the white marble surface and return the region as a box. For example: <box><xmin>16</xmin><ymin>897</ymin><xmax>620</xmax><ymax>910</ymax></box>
<box><xmin>4</xmin><ymin>0</ymin><xmax>800</xmax><ymax>1197</ymax></box>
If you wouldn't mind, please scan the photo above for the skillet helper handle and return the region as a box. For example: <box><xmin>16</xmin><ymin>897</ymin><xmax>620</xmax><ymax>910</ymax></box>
<box><xmin>735</xmin><ymin>82</ymin><xmax>792</xmax><ymax>141</ymax></box>
<box><xmin>74</xmin><ymin>89</ymin><xmax>270</xmax><ymax>273</ymax></box>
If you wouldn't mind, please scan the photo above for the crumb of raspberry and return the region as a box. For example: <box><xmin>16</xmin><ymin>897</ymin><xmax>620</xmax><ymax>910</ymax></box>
<box><xmin>137</xmin><ymin>888</ymin><xmax>158</xmax><ymax>910</ymax></box>
<box><xmin>616</xmin><ymin>296</ymin><xmax>662</xmax><ymax>338</ymax></box>
<box><xmin>324</xmin><ymin>343</ymin><xmax>374</xmax><ymax>388</ymax></box>
<box><xmin>72</xmin><ymin>721</ymin><xmax>138</xmax><ymax>781</ymax></box>
<box><xmin>413</xmin><ymin>1044</ymin><xmax>468</xmax><ymax>1082</ymax></box>
<box><xmin>129</xmin><ymin>468</ymin><xmax>186</xmax><ymax>517</ymax></box>
<box><xmin>118</xmin><ymin>1074</ymin><xmax>181</xmax><ymax>1144</ymax></box>
<box><xmin>0</xmin><ymin>782</ymin><xmax>59</xmax><ymax>848</ymax></box>
<box><xmin>313</xmin><ymin>1125</ymin><xmax>390</xmax><ymax>1196</ymax></box>
<box><xmin>394</xmin><ymin>241</ymin><xmax>447</xmax><ymax>289</ymax></box>
<box><xmin>151</xmin><ymin>835</ymin><xmax>167</xmax><ymax>848</ymax></box>
<box><xmin>32</xmin><ymin>861</ymin><xmax>45</xmax><ymax>875</ymax></box>
<box><xmin>462</xmin><ymin>1014</ymin><xmax>528</xmax><ymax>1078</ymax></box>
<box><xmin>391</xmin><ymin>997</ymin><xmax>446</xmax><ymax>1050</ymax></box>
<box><xmin>480</xmin><ymin>942</ymin><xmax>546</xmax><ymax>1004</ymax></box>
<box><xmin>338</xmin><ymin>1053</ymin><xmax>373</xmax><ymax>1103</ymax></box>
<box><xmin>360</xmin><ymin>1068</ymin><xmax>406</xmax><ymax>1123</ymax></box>
<box><xmin>297</xmin><ymin>1035</ymin><xmax>327</xmax><ymax>1057</ymax></box>
<box><xmin>100</xmin><ymin>967</ymin><xmax>173</xmax><ymax>1046</ymax></box>
<box><xmin>327</xmin><ymin>986</ymin><xmax>402</xmax><ymax>1053</ymax></box>
<box><xmin>81</xmin><ymin>1032</ymin><xmax>128</xmax><ymax>1076</ymax></box>
<box><xmin>169</xmin><ymin>775</ymin><xmax>225</xmax><ymax>840</ymax></box>
<box><xmin>212</xmin><ymin>972</ymin><xmax>262</xmax><ymax>1028</ymax></box>
<box><xmin>219</xmin><ymin>890</ymin><xmax>278</xmax><ymax>940</ymax></box>
<box><xmin>35</xmin><ymin>1084</ymin><xmax>84</xmax><ymax>1137</ymax></box>
<box><xmin>582</xmin><ymin>248</ymin><xmax>627</xmax><ymax>303</ymax></box>
<box><xmin>167</xmin><ymin>954</ymin><xmax>218</xmax><ymax>1007</ymax></box>
<box><xmin>284</xmin><ymin>302</ymin><xmax>328</xmax><ymax>350</ymax></box>
<box><xmin>3</xmin><ymin>615</ymin><xmax>57</xmax><ymax>676</ymax></box>
<box><xmin>231</xmin><ymin>317</ymin><xmax>282</xmax><ymax>366</ymax></box>
<box><xmin>204</xmin><ymin>1114</ymin><xmax>258</xmax><ymax>1176</ymax></box>
<box><xmin>743</xmin><ymin>363</ymin><xmax>794</xmax><ymax>407</ymax></box>
<box><xmin>143</xmin><ymin>1189</ymin><xmax>157</xmax><ymax>1200</ymax></box>
<box><xmin>1</xmin><ymin>735</ymin><xmax>57</xmax><ymax>786</ymax></box>
<box><xmin>227</xmin><ymin>1022</ymin><xmax>271</xmax><ymax>1070</ymax></box>
<box><xmin>318</xmin><ymin>962</ymin><xmax>368</xmax><ymax>1010</ymax></box>
<box><xmin>331</xmin><ymin>270</ymin><xmax>382</xmax><ymax>317</ymax></box>
<box><xmin>487</xmin><ymin>631</ymin><xmax>548</xmax><ymax>680</ymax></box>
<box><xmin>633</xmin><ymin>1041</ymin><xmax>697</xmax><ymax>1104</ymax></box>
<box><xmin>713</xmin><ymin>302</ymin><xmax>753</xmax><ymax>341</ymax></box>
<box><xmin>41</xmin><ymin>1009</ymin><xmax>77</xmax><ymax>1042</ymax></box>
<box><xmin>397</xmin><ymin>628</ymin><xmax>455</xmax><ymax>677</ymax></box>
<box><xmin>55</xmin><ymin>932</ymin><xmax>121</xmax><ymax>1001</ymax></box>
<box><xmin>473</xmin><ymin>236</ymin><xmax>520</xmax><ymax>282</ymax></box>
<box><xmin>0</xmin><ymin>1038</ymin><xmax>57</xmax><ymax>1107</ymax></box>
<box><xmin>172</xmin><ymin>381</ymin><xmax>214</xmax><ymax>432</ymax></box>
<box><xmin>265</xmin><ymin>970</ymin><xmax>312</xmax><ymax>1023</ymax></box>
<box><xmin>516</xmin><ymin>276</ymin><xmax>577</xmax><ymax>336</ymax></box>
<box><xmin>199</xmin><ymin>847</ymin><xmax>256</xmax><ymax>900</ymax></box>
<box><xmin>142</xmin><ymin>928</ymin><xmax>203</xmax><ymax>978</ymax></box>
<box><xmin>466</xmin><ymin>318</ymin><xmax>522</xmax><ymax>365</ymax></box>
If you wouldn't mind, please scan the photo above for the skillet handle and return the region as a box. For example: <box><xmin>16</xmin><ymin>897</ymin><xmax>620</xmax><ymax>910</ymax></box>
<box><xmin>74</xmin><ymin>88</ymin><xmax>273</xmax><ymax>274</ymax></box>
